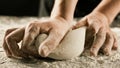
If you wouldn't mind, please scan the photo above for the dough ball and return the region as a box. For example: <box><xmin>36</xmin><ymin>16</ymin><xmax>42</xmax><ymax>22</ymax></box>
<box><xmin>35</xmin><ymin>27</ymin><xmax>86</xmax><ymax>60</ymax></box>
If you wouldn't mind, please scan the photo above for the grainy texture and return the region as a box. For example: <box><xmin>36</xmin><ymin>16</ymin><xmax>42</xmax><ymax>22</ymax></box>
<box><xmin>0</xmin><ymin>16</ymin><xmax>120</xmax><ymax>68</ymax></box>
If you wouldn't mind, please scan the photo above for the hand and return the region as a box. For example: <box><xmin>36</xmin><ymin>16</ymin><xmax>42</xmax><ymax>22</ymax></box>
<box><xmin>3</xmin><ymin>27</ymin><xmax>29</xmax><ymax>59</ymax></box>
<box><xmin>3</xmin><ymin>17</ymin><xmax>72</xmax><ymax>58</ymax></box>
<box><xmin>22</xmin><ymin>17</ymin><xmax>72</xmax><ymax>57</ymax></box>
<box><xmin>73</xmin><ymin>12</ymin><xmax>118</xmax><ymax>56</ymax></box>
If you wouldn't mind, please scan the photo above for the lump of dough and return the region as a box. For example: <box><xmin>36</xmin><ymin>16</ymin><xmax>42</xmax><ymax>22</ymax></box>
<box><xmin>35</xmin><ymin>27</ymin><xmax>86</xmax><ymax>60</ymax></box>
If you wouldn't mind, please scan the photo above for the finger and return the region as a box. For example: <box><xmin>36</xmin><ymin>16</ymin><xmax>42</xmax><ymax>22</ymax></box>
<box><xmin>3</xmin><ymin>28</ymin><xmax>17</xmax><ymax>58</ymax></box>
<box><xmin>84</xmin><ymin>28</ymin><xmax>95</xmax><ymax>49</ymax></box>
<box><xmin>90</xmin><ymin>28</ymin><xmax>106</xmax><ymax>56</ymax></box>
<box><xmin>112</xmin><ymin>32</ymin><xmax>118</xmax><ymax>50</ymax></box>
<box><xmin>22</xmin><ymin>23</ymin><xmax>40</xmax><ymax>49</ymax></box>
<box><xmin>39</xmin><ymin>30</ymin><xmax>65</xmax><ymax>57</ymax></box>
<box><xmin>72</xmin><ymin>17</ymin><xmax>87</xmax><ymax>29</ymax></box>
<box><xmin>103</xmin><ymin>32</ymin><xmax>114</xmax><ymax>56</ymax></box>
<box><xmin>22</xmin><ymin>22</ymin><xmax>52</xmax><ymax>57</ymax></box>
<box><xmin>5</xmin><ymin>27</ymin><xmax>27</xmax><ymax>58</ymax></box>
<box><xmin>85</xmin><ymin>23</ymin><xmax>101</xmax><ymax>49</ymax></box>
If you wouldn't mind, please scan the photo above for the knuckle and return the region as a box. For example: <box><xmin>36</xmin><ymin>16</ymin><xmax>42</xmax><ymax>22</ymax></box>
<box><xmin>5</xmin><ymin>35</ymin><xmax>12</xmax><ymax>42</ymax></box>
<box><xmin>5</xmin><ymin>28</ymin><xmax>17</xmax><ymax>34</ymax></box>
<box><xmin>28</xmin><ymin>22</ymin><xmax>36</xmax><ymax>28</ymax></box>
<box><xmin>6</xmin><ymin>29</ymin><xmax>12</xmax><ymax>34</ymax></box>
<box><xmin>106</xmin><ymin>33</ymin><xmax>114</xmax><ymax>40</ymax></box>
<box><xmin>28</xmin><ymin>21</ymin><xmax>39</xmax><ymax>28</ymax></box>
<box><xmin>43</xmin><ymin>41</ymin><xmax>56</xmax><ymax>50</ymax></box>
<box><xmin>27</xmin><ymin>23</ymin><xmax>39</xmax><ymax>33</ymax></box>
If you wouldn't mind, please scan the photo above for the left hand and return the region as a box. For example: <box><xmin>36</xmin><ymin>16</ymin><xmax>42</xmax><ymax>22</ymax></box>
<box><xmin>73</xmin><ymin>12</ymin><xmax>118</xmax><ymax>56</ymax></box>
<box><xmin>3</xmin><ymin>17</ymin><xmax>72</xmax><ymax>58</ymax></box>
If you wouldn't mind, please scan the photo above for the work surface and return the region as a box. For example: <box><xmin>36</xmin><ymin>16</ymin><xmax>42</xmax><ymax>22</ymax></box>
<box><xmin>0</xmin><ymin>16</ymin><xmax>120</xmax><ymax>68</ymax></box>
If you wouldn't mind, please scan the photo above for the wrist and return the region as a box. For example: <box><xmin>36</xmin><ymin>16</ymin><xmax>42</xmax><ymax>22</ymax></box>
<box><xmin>50</xmin><ymin>14</ymin><xmax>73</xmax><ymax>22</ymax></box>
<box><xmin>50</xmin><ymin>16</ymin><xmax>73</xmax><ymax>24</ymax></box>
<box><xmin>50</xmin><ymin>0</ymin><xmax>78</xmax><ymax>22</ymax></box>
<box><xmin>92</xmin><ymin>0</ymin><xmax>120</xmax><ymax>24</ymax></box>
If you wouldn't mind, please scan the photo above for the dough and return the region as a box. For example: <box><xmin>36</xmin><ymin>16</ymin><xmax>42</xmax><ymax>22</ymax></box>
<box><xmin>35</xmin><ymin>27</ymin><xmax>86</xmax><ymax>60</ymax></box>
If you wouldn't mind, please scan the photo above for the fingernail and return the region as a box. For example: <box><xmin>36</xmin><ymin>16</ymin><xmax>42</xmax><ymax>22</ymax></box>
<box><xmin>104</xmin><ymin>48</ymin><xmax>111</xmax><ymax>56</ymax></box>
<box><xmin>105</xmin><ymin>51</ymin><xmax>111</xmax><ymax>56</ymax></box>
<box><xmin>39</xmin><ymin>45</ymin><xmax>50</xmax><ymax>57</ymax></box>
<box><xmin>90</xmin><ymin>51</ymin><xmax>97</xmax><ymax>57</ymax></box>
<box><xmin>90</xmin><ymin>48</ymin><xmax>97</xmax><ymax>57</ymax></box>
<box><xmin>112</xmin><ymin>46</ymin><xmax>118</xmax><ymax>50</ymax></box>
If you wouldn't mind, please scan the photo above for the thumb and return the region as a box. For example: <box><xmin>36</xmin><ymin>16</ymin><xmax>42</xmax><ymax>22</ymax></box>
<box><xmin>72</xmin><ymin>17</ymin><xmax>87</xmax><ymax>29</ymax></box>
<box><xmin>38</xmin><ymin>30</ymin><xmax>64</xmax><ymax>57</ymax></box>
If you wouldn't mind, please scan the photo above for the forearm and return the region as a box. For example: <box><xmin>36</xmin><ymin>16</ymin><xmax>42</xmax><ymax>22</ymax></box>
<box><xmin>50</xmin><ymin>0</ymin><xmax>78</xmax><ymax>22</ymax></box>
<box><xmin>92</xmin><ymin>0</ymin><xmax>120</xmax><ymax>24</ymax></box>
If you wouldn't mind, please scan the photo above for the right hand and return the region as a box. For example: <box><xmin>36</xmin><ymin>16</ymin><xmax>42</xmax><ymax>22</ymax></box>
<box><xmin>73</xmin><ymin>12</ymin><xmax>118</xmax><ymax>56</ymax></box>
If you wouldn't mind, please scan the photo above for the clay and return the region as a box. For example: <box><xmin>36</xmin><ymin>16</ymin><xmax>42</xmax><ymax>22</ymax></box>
<box><xmin>35</xmin><ymin>27</ymin><xmax>86</xmax><ymax>60</ymax></box>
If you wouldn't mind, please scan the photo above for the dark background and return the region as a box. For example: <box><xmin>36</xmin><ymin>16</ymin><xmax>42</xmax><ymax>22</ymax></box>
<box><xmin>0</xmin><ymin>0</ymin><xmax>39</xmax><ymax>16</ymax></box>
<box><xmin>0</xmin><ymin>0</ymin><xmax>102</xmax><ymax>17</ymax></box>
